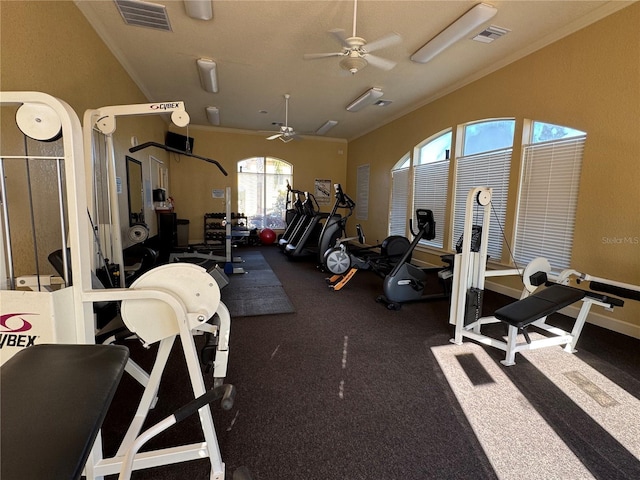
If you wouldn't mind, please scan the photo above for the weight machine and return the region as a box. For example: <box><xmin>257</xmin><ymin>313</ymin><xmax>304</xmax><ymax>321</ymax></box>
<box><xmin>449</xmin><ymin>186</ymin><xmax>640</xmax><ymax>366</ymax></box>
<box><xmin>1</xmin><ymin>92</ymin><xmax>242</xmax><ymax>478</ymax></box>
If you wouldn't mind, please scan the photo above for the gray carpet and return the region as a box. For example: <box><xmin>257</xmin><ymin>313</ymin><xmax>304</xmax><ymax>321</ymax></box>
<box><xmin>220</xmin><ymin>251</ymin><xmax>295</xmax><ymax>318</ymax></box>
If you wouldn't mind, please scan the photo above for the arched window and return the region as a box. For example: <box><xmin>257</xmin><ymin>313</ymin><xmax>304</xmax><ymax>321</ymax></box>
<box><xmin>452</xmin><ymin>119</ymin><xmax>515</xmax><ymax>259</ymax></box>
<box><xmin>389</xmin><ymin>153</ymin><xmax>410</xmax><ymax>237</ymax></box>
<box><xmin>238</xmin><ymin>157</ymin><xmax>292</xmax><ymax>229</ymax></box>
<box><xmin>388</xmin><ymin>130</ymin><xmax>451</xmax><ymax>248</ymax></box>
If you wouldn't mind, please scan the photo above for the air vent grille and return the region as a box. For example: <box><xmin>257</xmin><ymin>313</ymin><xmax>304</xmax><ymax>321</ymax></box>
<box><xmin>115</xmin><ymin>0</ymin><xmax>172</xmax><ymax>31</ymax></box>
<box><xmin>472</xmin><ymin>25</ymin><xmax>510</xmax><ymax>44</ymax></box>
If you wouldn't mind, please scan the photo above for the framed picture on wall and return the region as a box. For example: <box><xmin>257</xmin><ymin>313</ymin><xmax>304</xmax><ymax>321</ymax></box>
<box><xmin>315</xmin><ymin>179</ymin><xmax>331</xmax><ymax>206</ymax></box>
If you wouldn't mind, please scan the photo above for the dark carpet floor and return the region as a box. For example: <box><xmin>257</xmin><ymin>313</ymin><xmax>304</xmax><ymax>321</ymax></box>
<box><xmin>220</xmin><ymin>251</ymin><xmax>295</xmax><ymax>318</ymax></box>
<box><xmin>102</xmin><ymin>245</ymin><xmax>640</xmax><ymax>479</ymax></box>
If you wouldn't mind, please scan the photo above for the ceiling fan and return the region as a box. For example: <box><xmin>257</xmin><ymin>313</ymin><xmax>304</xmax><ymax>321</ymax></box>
<box><xmin>303</xmin><ymin>0</ymin><xmax>401</xmax><ymax>75</ymax></box>
<box><xmin>266</xmin><ymin>94</ymin><xmax>300</xmax><ymax>143</ymax></box>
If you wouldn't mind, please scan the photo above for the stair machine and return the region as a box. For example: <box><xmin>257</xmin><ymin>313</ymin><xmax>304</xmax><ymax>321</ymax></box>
<box><xmin>277</xmin><ymin>184</ymin><xmax>306</xmax><ymax>249</ymax></box>
<box><xmin>283</xmin><ymin>191</ymin><xmax>331</xmax><ymax>259</ymax></box>
<box><xmin>0</xmin><ymin>92</ymin><xmax>249</xmax><ymax>479</ymax></box>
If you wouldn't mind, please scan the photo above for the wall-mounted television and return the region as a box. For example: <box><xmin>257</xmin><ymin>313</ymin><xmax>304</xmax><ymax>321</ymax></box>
<box><xmin>165</xmin><ymin>131</ymin><xmax>194</xmax><ymax>152</ymax></box>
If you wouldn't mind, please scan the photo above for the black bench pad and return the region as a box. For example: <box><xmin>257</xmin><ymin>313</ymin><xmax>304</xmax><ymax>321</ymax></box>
<box><xmin>494</xmin><ymin>284</ymin><xmax>586</xmax><ymax>329</ymax></box>
<box><xmin>1</xmin><ymin>344</ymin><xmax>129</xmax><ymax>480</ymax></box>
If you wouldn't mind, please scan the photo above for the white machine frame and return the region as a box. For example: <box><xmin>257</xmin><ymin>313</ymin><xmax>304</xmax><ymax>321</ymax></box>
<box><xmin>1</xmin><ymin>92</ymin><xmax>232</xmax><ymax>479</ymax></box>
<box><xmin>448</xmin><ymin>186</ymin><xmax>638</xmax><ymax>366</ymax></box>
<box><xmin>83</xmin><ymin>101</ymin><xmax>189</xmax><ymax>287</ymax></box>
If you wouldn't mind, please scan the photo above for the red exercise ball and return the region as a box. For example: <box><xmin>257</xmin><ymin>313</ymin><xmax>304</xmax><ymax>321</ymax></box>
<box><xmin>259</xmin><ymin>228</ymin><xmax>276</xmax><ymax>245</ymax></box>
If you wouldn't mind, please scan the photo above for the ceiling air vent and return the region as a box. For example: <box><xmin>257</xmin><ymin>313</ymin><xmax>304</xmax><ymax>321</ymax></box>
<box><xmin>115</xmin><ymin>0</ymin><xmax>172</xmax><ymax>32</ymax></box>
<box><xmin>472</xmin><ymin>25</ymin><xmax>510</xmax><ymax>44</ymax></box>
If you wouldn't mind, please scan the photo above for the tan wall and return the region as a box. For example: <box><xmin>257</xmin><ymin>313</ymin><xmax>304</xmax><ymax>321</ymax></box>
<box><xmin>348</xmin><ymin>3</ymin><xmax>640</xmax><ymax>335</ymax></box>
<box><xmin>166</xmin><ymin>126</ymin><xmax>347</xmax><ymax>242</ymax></box>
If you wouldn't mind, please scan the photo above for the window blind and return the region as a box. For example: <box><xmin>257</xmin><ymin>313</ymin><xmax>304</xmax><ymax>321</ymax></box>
<box><xmin>356</xmin><ymin>164</ymin><xmax>370</xmax><ymax>220</ymax></box>
<box><xmin>514</xmin><ymin>136</ymin><xmax>585</xmax><ymax>270</ymax></box>
<box><xmin>389</xmin><ymin>167</ymin><xmax>410</xmax><ymax>236</ymax></box>
<box><xmin>452</xmin><ymin>149</ymin><xmax>511</xmax><ymax>258</ymax></box>
<box><xmin>413</xmin><ymin>160</ymin><xmax>449</xmax><ymax>248</ymax></box>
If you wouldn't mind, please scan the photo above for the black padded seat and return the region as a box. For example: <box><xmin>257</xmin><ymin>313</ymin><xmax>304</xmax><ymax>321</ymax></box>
<box><xmin>1</xmin><ymin>344</ymin><xmax>129</xmax><ymax>480</ymax></box>
<box><xmin>494</xmin><ymin>284</ymin><xmax>586</xmax><ymax>329</ymax></box>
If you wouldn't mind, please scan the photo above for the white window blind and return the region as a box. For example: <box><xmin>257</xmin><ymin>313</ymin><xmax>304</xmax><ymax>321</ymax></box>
<box><xmin>389</xmin><ymin>167</ymin><xmax>410</xmax><ymax>236</ymax></box>
<box><xmin>514</xmin><ymin>136</ymin><xmax>585</xmax><ymax>270</ymax></box>
<box><xmin>413</xmin><ymin>160</ymin><xmax>449</xmax><ymax>248</ymax></box>
<box><xmin>452</xmin><ymin>149</ymin><xmax>511</xmax><ymax>258</ymax></box>
<box><xmin>356</xmin><ymin>164</ymin><xmax>370</xmax><ymax>220</ymax></box>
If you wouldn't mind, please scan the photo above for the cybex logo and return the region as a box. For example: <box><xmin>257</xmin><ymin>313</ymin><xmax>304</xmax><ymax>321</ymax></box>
<box><xmin>1</xmin><ymin>313</ymin><xmax>34</xmax><ymax>333</ymax></box>
<box><xmin>0</xmin><ymin>313</ymin><xmax>38</xmax><ymax>349</ymax></box>
<box><xmin>150</xmin><ymin>103</ymin><xmax>180</xmax><ymax>111</ymax></box>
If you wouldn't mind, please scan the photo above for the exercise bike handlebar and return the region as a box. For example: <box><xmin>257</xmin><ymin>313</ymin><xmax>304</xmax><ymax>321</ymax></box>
<box><xmin>410</xmin><ymin>209</ymin><xmax>436</xmax><ymax>241</ymax></box>
<box><xmin>334</xmin><ymin>184</ymin><xmax>356</xmax><ymax>209</ymax></box>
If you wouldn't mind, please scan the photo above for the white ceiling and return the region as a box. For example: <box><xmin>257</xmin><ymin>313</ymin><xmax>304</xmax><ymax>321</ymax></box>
<box><xmin>75</xmin><ymin>0</ymin><xmax>631</xmax><ymax>141</ymax></box>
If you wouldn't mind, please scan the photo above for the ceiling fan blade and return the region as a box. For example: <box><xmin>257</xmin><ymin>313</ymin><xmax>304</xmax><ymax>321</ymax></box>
<box><xmin>364</xmin><ymin>32</ymin><xmax>402</xmax><ymax>53</ymax></box>
<box><xmin>304</xmin><ymin>52</ymin><xmax>345</xmax><ymax>60</ymax></box>
<box><xmin>266</xmin><ymin>133</ymin><xmax>283</xmax><ymax>141</ymax></box>
<box><xmin>364</xmin><ymin>53</ymin><xmax>397</xmax><ymax>71</ymax></box>
<box><xmin>329</xmin><ymin>28</ymin><xmax>350</xmax><ymax>48</ymax></box>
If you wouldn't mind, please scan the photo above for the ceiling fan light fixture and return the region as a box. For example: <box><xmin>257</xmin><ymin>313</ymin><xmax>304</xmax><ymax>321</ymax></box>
<box><xmin>346</xmin><ymin>88</ymin><xmax>384</xmax><ymax>112</ymax></box>
<box><xmin>339</xmin><ymin>55</ymin><xmax>368</xmax><ymax>75</ymax></box>
<box><xmin>197</xmin><ymin>58</ymin><xmax>218</xmax><ymax>93</ymax></box>
<box><xmin>316</xmin><ymin>120</ymin><xmax>339</xmax><ymax>135</ymax></box>
<box><xmin>184</xmin><ymin>0</ymin><xmax>213</xmax><ymax>20</ymax></box>
<box><xmin>205</xmin><ymin>106</ymin><xmax>220</xmax><ymax>125</ymax></box>
<box><xmin>410</xmin><ymin>3</ymin><xmax>498</xmax><ymax>64</ymax></box>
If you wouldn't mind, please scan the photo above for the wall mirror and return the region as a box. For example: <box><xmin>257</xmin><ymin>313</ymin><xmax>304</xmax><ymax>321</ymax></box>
<box><xmin>126</xmin><ymin>156</ymin><xmax>144</xmax><ymax>225</ymax></box>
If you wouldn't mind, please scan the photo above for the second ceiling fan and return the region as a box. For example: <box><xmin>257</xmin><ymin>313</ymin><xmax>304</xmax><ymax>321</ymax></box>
<box><xmin>304</xmin><ymin>0</ymin><xmax>402</xmax><ymax>75</ymax></box>
<box><xmin>266</xmin><ymin>94</ymin><xmax>300</xmax><ymax>143</ymax></box>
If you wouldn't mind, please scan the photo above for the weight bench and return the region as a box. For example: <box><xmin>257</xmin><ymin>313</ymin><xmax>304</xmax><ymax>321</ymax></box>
<box><xmin>0</xmin><ymin>344</ymin><xmax>129</xmax><ymax>480</ymax></box>
<box><xmin>493</xmin><ymin>283</ymin><xmax>624</xmax><ymax>366</ymax></box>
<box><xmin>495</xmin><ymin>284</ymin><xmax>586</xmax><ymax>344</ymax></box>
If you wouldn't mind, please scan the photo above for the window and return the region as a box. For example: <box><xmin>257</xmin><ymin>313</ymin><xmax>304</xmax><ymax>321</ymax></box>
<box><xmin>452</xmin><ymin>119</ymin><xmax>514</xmax><ymax>259</ymax></box>
<box><xmin>514</xmin><ymin>122</ymin><xmax>586</xmax><ymax>271</ymax></box>
<box><xmin>389</xmin><ymin>131</ymin><xmax>451</xmax><ymax>247</ymax></box>
<box><xmin>238</xmin><ymin>157</ymin><xmax>292</xmax><ymax>229</ymax></box>
<box><xmin>356</xmin><ymin>164</ymin><xmax>370</xmax><ymax>220</ymax></box>
<box><xmin>389</xmin><ymin>154</ymin><xmax>410</xmax><ymax>237</ymax></box>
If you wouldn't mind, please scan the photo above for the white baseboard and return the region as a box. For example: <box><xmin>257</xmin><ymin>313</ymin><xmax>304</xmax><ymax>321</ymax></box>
<box><xmin>485</xmin><ymin>280</ymin><xmax>640</xmax><ymax>340</ymax></box>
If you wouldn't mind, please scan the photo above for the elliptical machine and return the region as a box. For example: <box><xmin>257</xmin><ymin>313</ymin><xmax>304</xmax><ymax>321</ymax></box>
<box><xmin>323</xmin><ymin>210</ymin><xmax>411</xmax><ymax>291</ymax></box>
<box><xmin>376</xmin><ymin>209</ymin><xmax>452</xmax><ymax>310</ymax></box>
<box><xmin>316</xmin><ymin>184</ymin><xmax>355</xmax><ymax>265</ymax></box>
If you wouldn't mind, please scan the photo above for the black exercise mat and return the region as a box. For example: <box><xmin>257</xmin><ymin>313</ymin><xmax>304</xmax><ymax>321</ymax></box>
<box><xmin>221</xmin><ymin>251</ymin><xmax>295</xmax><ymax>317</ymax></box>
